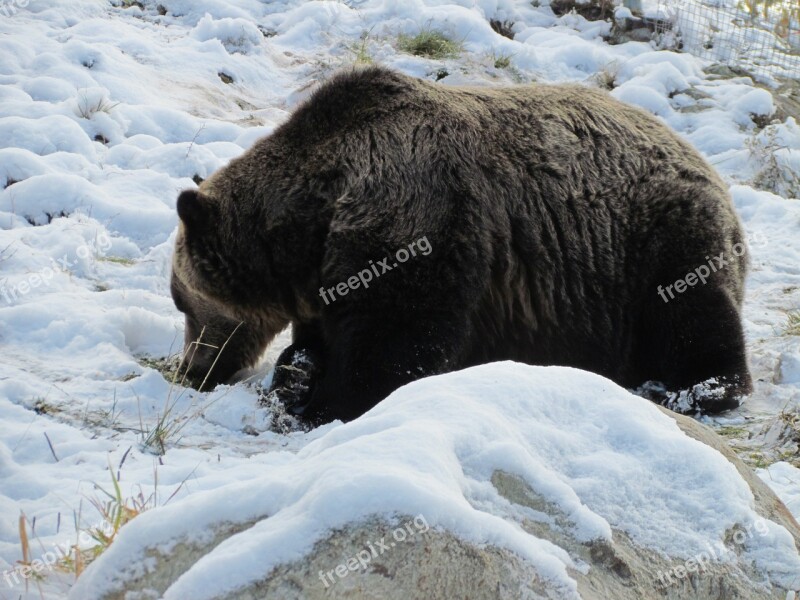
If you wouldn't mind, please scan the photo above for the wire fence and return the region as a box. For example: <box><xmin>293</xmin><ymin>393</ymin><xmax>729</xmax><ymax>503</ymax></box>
<box><xmin>653</xmin><ymin>0</ymin><xmax>800</xmax><ymax>79</ymax></box>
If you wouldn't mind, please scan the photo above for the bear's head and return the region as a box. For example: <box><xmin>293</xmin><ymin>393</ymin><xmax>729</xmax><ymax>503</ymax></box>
<box><xmin>171</xmin><ymin>182</ymin><xmax>293</xmax><ymax>386</ymax></box>
<box><xmin>169</xmin><ymin>271</ymin><xmax>254</xmax><ymax>386</ymax></box>
<box><xmin>170</xmin><ymin>121</ymin><xmax>338</xmax><ymax>386</ymax></box>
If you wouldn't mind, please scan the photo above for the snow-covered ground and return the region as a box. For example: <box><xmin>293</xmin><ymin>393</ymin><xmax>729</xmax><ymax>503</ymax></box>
<box><xmin>0</xmin><ymin>0</ymin><xmax>799</xmax><ymax>597</ymax></box>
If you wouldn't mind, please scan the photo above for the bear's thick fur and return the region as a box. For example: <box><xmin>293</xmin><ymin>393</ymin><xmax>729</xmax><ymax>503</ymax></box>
<box><xmin>171</xmin><ymin>66</ymin><xmax>751</xmax><ymax>423</ymax></box>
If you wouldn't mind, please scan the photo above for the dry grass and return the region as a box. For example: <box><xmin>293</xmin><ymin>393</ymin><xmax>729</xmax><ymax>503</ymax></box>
<box><xmin>13</xmin><ymin>512</ymin><xmax>45</xmax><ymax>596</ymax></box>
<box><xmin>590</xmin><ymin>63</ymin><xmax>620</xmax><ymax>90</ymax></box>
<box><xmin>53</xmin><ymin>458</ymin><xmax>196</xmax><ymax>579</ymax></box>
<box><xmin>776</xmin><ymin>407</ymin><xmax>800</xmax><ymax>468</ymax></box>
<box><xmin>56</xmin><ymin>463</ymin><xmax>152</xmax><ymax>576</ymax></box>
<box><xmin>76</xmin><ymin>95</ymin><xmax>119</xmax><ymax>120</ymax></box>
<box><xmin>98</xmin><ymin>256</ymin><xmax>136</xmax><ymax>266</ymax></box>
<box><xmin>138</xmin><ymin>324</ymin><xmax>241</xmax><ymax>455</ymax></box>
<box><xmin>137</xmin><ymin>355</ymin><xmax>184</xmax><ymax>382</ymax></box>
<box><xmin>746</xmin><ymin>125</ymin><xmax>800</xmax><ymax>199</ymax></box>
<box><xmin>7</xmin><ymin>331</ymin><xmax>244</xmax><ymax>590</ymax></box>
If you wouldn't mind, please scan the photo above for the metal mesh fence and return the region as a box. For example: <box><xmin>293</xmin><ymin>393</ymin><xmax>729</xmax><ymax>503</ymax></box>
<box><xmin>653</xmin><ymin>0</ymin><xmax>800</xmax><ymax>79</ymax></box>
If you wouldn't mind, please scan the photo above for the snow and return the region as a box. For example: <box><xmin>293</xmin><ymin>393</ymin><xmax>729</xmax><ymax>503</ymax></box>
<box><xmin>69</xmin><ymin>364</ymin><xmax>800</xmax><ymax>599</ymax></box>
<box><xmin>760</xmin><ymin>462</ymin><xmax>800</xmax><ymax>521</ymax></box>
<box><xmin>190</xmin><ymin>14</ymin><xmax>265</xmax><ymax>54</ymax></box>
<box><xmin>0</xmin><ymin>0</ymin><xmax>798</xmax><ymax>598</ymax></box>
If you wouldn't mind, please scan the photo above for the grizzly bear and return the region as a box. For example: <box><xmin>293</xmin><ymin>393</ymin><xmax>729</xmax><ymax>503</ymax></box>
<box><xmin>171</xmin><ymin>65</ymin><xmax>751</xmax><ymax>424</ymax></box>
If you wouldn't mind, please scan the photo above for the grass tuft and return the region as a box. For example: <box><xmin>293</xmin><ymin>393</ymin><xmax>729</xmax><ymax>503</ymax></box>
<box><xmin>76</xmin><ymin>95</ymin><xmax>119</xmax><ymax>120</ymax></box>
<box><xmin>746</xmin><ymin>125</ymin><xmax>800</xmax><ymax>199</ymax></box>
<box><xmin>590</xmin><ymin>62</ymin><xmax>620</xmax><ymax>90</ymax></box>
<box><xmin>73</xmin><ymin>462</ymin><xmax>151</xmax><ymax>569</ymax></box>
<box><xmin>492</xmin><ymin>50</ymin><xmax>513</xmax><ymax>70</ymax></box>
<box><xmin>52</xmin><ymin>459</ymin><xmax>197</xmax><ymax>579</ymax></box>
<box><xmin>398</xmin><ymin>28</ymin><xmax>462</xmax><ymax>60</ymax></box>
<box><xmin>787</xmin><ymin>311</ymin><xmax>800</xmax><ymax>336</ymax></box>
<box><xmin>99</xmin><ymin>256</ymin><xmax>136</xmax><ymax>266</ymax></box>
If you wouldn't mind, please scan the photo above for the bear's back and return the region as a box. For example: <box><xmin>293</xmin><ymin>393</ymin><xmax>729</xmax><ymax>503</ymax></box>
<box><xmin>284</xmin><ymin>66</ymin><xmax>718</xmax><ymax>202</ymax></box>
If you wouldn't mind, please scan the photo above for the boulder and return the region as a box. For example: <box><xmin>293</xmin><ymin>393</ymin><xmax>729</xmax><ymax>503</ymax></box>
<box><xmin>69</xmin><ymin>363</ymin><xmax>800</xmax><ymax>600</ymax></box>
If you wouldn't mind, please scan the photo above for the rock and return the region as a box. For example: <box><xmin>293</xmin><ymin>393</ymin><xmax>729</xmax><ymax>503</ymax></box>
<box><xmin>227</xmin><ymin>414</ymin><xmax>800</xmax><ymax>600</ymax></box>
<box><xmin>608</xmin><ymin>14</ymin><xmax>658</xmax><ymax>45</ymax></box>
<box><xmin>68</xmin><ymin>364</ymin><xmax>800</xmax><ymax>600</ymax></box>
<box><xmin>550</xmin><ymin>0</ymin><xmax>613</xmax><ymax>21</ymax></box>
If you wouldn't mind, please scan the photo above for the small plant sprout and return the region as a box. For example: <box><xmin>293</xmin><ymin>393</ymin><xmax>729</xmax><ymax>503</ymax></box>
<box><xmin>349</xmin><ymin>28</ymin><xmax>375</xmax><ymax>65</ymax></box>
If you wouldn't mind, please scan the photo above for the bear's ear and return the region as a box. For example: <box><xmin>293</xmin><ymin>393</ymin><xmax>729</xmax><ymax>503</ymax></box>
<box><xmin>177</xmin><ymin>189</ymin><xmax>208</xmax><ymax>229</ymax></box>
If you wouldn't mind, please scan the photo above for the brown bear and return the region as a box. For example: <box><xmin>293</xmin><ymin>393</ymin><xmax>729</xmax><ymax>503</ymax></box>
<box><xmin>171</xmin><ymin>65</ymin><xmax>751</xmax><ymax>424</ymax></box>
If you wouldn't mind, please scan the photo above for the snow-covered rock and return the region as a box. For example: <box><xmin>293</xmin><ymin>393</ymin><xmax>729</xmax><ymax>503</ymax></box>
<box><xmin>69</xmin><ymin>363</ymin><xmax>800</xmax><ymax>600</ymax></box>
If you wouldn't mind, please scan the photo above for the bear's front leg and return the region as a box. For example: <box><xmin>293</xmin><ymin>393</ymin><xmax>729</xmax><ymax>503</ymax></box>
<box><xmin>265</xmin><ymin>321</ymin><xmax>325</xmax><ymax>417</ymax></box>
<box><xmin>290</xmin><ymin>312</ymin><xmax>469</xmax><ymax>424</ymax></box>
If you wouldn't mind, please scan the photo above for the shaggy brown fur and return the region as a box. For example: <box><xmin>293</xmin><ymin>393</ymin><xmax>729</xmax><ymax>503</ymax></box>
<box><xmin>171</xmin><ymin>65</ymin><xmax>751</xmax><ymax>423</ymax></box>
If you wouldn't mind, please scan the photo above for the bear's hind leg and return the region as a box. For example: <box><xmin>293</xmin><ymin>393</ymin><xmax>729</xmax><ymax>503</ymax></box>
<box><xmin>634</xmin><ymin>285</ymin><xmax>752</xmax><ymax>414</ymax></box>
